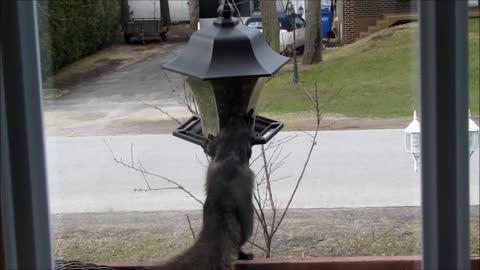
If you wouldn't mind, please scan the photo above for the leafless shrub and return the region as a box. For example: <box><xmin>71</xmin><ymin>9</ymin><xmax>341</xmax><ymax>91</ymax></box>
<box><xmin>106</xmin><ymin>70</ymin><xmax>324</xmax><ymax>257</ymax></box>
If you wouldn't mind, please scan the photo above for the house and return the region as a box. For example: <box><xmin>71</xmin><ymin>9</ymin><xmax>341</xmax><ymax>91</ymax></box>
<box><xmin>335</xmin><ymin>0</ymin><xmax>479</xmax><ymax>44</ymax></box>
<box><xmin>335</xmin><ymin>0</ymin><xmax>417</xmax><ymax>44</ymax></box>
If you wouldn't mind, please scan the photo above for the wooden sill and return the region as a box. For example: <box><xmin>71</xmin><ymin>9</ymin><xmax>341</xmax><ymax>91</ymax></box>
<box><xmin>104</xmin><ymin>256</ymin><xmax>480</xmax><ymax>270</ymax></box>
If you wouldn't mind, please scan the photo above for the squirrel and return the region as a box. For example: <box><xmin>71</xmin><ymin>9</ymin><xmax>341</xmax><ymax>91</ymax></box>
<box><xmin>148</xmin><ymin>110</ymin><xmax>255</xmax><ymax>270</ymax></box>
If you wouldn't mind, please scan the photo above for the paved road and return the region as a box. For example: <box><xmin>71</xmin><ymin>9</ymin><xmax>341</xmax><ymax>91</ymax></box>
<box><xmin>46</xmin><ymin>130</ymin><xmax>480</xmax><ymax>214</ymax></box>
<box><xmin>43</xmin><ymin>42</ymin><xmax>191</xmax><ymax>136</ymax></box>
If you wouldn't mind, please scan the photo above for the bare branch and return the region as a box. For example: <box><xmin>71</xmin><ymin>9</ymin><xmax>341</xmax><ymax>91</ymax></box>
<box><xmin>260</xmin><ymin>145</ymin><xmax>277</xmax><ymax>234</ymax></box>
<box><xmin>186</xmin><ymin>215</ymin><xmax>196</xmax><ymax>240</ymax></box>
<box><xmin>247</xmin><ymin>240</ymin><xmax>267</xmax><ymax>253</ymax></box>
<box><xmin>270</xmin><ymin>176</ymin><xmax>292</xmax><ymax>183</ymax></box>
<box><xmin>272</xmin><ymin>83</ymin><xmax>321</xmax><ymax>236</ymax></box>
<box><xmin>134</xmin><ymin>187</ymin><xmax>180</xmax><ymax>192</ymax></box>
<box><xmin>253</xmin><ymin>193</ymin><xmax>270</xmax><ymax>245</ymax></box>
<box><xmin>194</xmin><ymin>153</ymin><xmax>209</xmax><ymax>168</ymax></box>
<box><xmin>143</xmin><ymin>102</ymin><xmax>182</xmax><ymax>125</ymax></box>
<box><xmin>230</xmin><ymin>0</ymin><xmax>245</xmax><ymax>24</ymax></box>
<box><xmin>104</xmin><ymin>140</ymin><xmax>204</xmax><ymax>205</ymax></box>
<box><xmin>178</xmin><ymin>81</ymin><xmax>198</xmax><ymax>116</ymax></box>
<box><xmin>298</xmin><ymin>129</ymin><xmax>315</xmax><ymax>140</ymax></box>
<box><xmin>130</xmin><ymin>143</ymin><xmax>134</xmax><ymax>168</ymax></box>
<box><xmin>138</xmin><ymin>160</ymin><xmax>152</xmax><ymax>191</ymax></box>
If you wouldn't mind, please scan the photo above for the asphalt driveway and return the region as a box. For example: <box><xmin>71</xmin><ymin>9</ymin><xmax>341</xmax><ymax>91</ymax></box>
<box><xmin>43</xmin><ymin>40</ymin><xmax>192</xmax><ymax>136</ymax></box>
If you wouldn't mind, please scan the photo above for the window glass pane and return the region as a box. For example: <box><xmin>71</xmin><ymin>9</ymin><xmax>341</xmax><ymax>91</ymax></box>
<box><xmin>35</xmin><ymin>0</ymin><xmax>471</xmax><ymax>266</ymax></box>
<box><xmin>468</xmin><ymin>2</ymin><xmax>479</xmax><ymax>258</ymax></box>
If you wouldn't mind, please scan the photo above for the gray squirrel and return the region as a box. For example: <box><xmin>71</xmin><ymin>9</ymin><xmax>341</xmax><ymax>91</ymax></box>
<box><xmin>148</xmin><ymin>111</ymin><xmax>255</xmax><ymax>270</ymax></box>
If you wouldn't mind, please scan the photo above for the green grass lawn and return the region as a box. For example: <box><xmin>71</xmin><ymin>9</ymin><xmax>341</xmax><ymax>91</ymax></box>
<box><xmin>259</xmin><ymin>18</ymin><xmax>479</xmax><ymax>118</ymax></box>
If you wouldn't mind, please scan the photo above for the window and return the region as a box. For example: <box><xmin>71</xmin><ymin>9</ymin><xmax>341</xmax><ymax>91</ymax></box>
<box><xmin>1</xmin><ymin>1</ymin><xmax>477</xmax><ymax>269</ymax></box>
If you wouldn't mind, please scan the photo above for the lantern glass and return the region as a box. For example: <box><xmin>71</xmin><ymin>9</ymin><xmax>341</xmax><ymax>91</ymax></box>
<box><xmin>406</xmin><ymin>132</ymin><xmax>420</xmax><ymax>154</ymax></box>
<box><xmin>187</xmin><ymin>76</ymin><xmax>264</xmax><ymax>137</ymax></box>
<box><xmin>405</xmin><ymin>133</ymin><xmax>411</xmax><ymax>152</ymax></box>
<box><xmin>469</xmin><ymin>129</ymin><xmax>479</xmax><ymax>154</ymax></box>
<box><xmin>411</xmin><ymin>132</ymin><xmax>420</xmax><ymax>154</ymax></box>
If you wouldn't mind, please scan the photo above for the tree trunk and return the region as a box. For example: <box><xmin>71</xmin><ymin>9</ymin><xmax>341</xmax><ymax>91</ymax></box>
<box><xmin>303</xmin><ymin>0</ymin><xmax>322</xmax><ymax>64</ymax></box>
<box><xmin>188</xmin><ymin>0</ymin><xmax>200</xmax><ymax>31</ymax></box>
<box><xmin>160</xmin><ymin>0</ymin><xmax>171</xmax><ymax>26</ymax></box>
<box><xmin>120</xmin><ymin>0</ymin><xmax>129</xmax><ymax>31</ymax></box>
<box><xmin>260</xmin><ymin>0</ymin><xmax>280</xmax><ymax>52</ymax></box>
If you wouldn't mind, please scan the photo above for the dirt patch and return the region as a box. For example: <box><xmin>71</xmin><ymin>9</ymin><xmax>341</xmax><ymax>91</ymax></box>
<box><xmin>263</xmin><ymin>112</ymin><xmax>413</xmax><ymax>131</ymax></box>
<box><xmin>45</xmin><ymin>43</ymin><xmax>175</xmax><ymax>89</ymax></box>
<box><xmin>42</xmin><ymin>26</ymin><xmax>191</xmax><ymax>96</ymax></box>
<box><xmin>52</xmin><ymin>206</ymin><xmax>479</xmax><ymax>263</ymax></box>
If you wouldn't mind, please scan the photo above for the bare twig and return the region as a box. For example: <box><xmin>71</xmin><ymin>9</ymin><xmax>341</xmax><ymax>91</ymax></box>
<box><xmin>231</xmin><ymin>0</ymin><xmax>245</xmax><ymax>24</ymax></box>
<box><xmin>261</xmin><ymin>145</ymin><xmax>277</xmax><ymax>233</ymax></box>
<box><xmin>134</xmin><ymin>187</ymin><xmax>180</xmax><ymax>192</ymax></box>
<box><xmin>272</xmin><ymin>83</ymin><xmax>321</xmax><ymax>236</ymax></box>
<box><xmin>138</xmin><ymin>160</ymin><xmax>152</xmax><ymax>191</ymax></box>
<box><xmin>143</xmin><ymin>102</ymin><xmax>182</xmax><ymax>125</ymax></box>
<box><xmin>186</xmin><ymin>215</ymin><xmax>197</xmax><ymax>240</ymax></box>
<box><xmin>104</xmin><ymin>140</ymin><xmax>204</xmax><ymax>205</ymax></box>
<box><xmin>130</xmin><ymin>143</ymin><xmax>134</xmax><ymax>168</ymax></box>
<box><xmin>178</xmin><ymin>81</ymin><xmax>198</xmax><ymax>116</ymax></box>
<box><xmin>247</xmin><ymin>240</ymin><xmax>267</xmax><ymax>252</ymax></box>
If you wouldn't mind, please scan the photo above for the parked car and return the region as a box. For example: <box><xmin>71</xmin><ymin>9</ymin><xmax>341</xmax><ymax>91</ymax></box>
<box><xmin>245</xmin><ymin>12</ymin><xmax>306</xmax><ymax>55</ymax></box>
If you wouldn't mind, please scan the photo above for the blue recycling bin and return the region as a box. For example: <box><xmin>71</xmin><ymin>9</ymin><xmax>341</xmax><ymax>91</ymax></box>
<box><xmin>321</xmin><ymin>8</ymin><xmax>332</xmax><ymax>38</ymax></box>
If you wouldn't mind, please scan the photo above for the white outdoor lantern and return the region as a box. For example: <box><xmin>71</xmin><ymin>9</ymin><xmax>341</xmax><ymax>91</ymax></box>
<box><xmin>405</xmin><ymin>110</ymin><xmax>479</xmax><ymax>172</ymax></box>
<box><xmin>469</xmin><ymin>110</ymin><xmax>479</xmax><ymax>157</ymax></box>
<box><xmin>404</xmin><ymin>111</ymin><xmax>421</xmax><ymax>172</ymax></box>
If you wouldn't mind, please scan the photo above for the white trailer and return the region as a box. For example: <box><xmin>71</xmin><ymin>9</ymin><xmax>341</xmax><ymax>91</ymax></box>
<box><xmin>127</xmin><ymin>0</ymin><xmax>190</xmax><ymax>23</ymax></box>
<box><xmin>168</xmin><ymin>1</ymin><xmax>189</xmax><ymax>23</ymax></box>
<box><xmin>124</xmin><ymin>0</ymin><xmax>191</xmax><ymax>42</ymax></box>
<box><xmin>128</xmin><ymin>0</ymin><xmax>162</xmax><ymax>20</ymax></box>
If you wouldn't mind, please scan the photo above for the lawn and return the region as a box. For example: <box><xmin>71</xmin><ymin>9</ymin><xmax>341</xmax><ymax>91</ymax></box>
<box><xmin>259</xmin><ymin>18</ymin><xmax>479</xmax><ymax>118</ymax></box>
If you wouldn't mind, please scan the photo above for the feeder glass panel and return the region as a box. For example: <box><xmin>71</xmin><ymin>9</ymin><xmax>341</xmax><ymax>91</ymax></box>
<box><xmin>187</xmin><ymin>77</ymin><xmax>220</xmax><ymax>138</ymax></box>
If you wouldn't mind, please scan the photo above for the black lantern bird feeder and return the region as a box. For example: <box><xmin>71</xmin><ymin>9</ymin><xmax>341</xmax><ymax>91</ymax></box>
<box><xmin>163</xmin><ymin>0</ymin><xmax>289</xmax><ymax>151</ymax></box>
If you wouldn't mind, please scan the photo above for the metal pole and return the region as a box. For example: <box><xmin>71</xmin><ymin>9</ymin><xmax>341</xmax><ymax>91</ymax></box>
<box><xmin>290</xmin><ymin>9</ymin><xmax>299</xmax><ymax>84</ymax></box>
<box><xmin>1</xmin><ymin>0</ymin><xmax>54</xmax><ymax>269</ymax></box>
<box><xmin>419</xmin><ymin>1</ymin><xmax>470</xmax><ymax>269</ymax></box>
<box><xmin>292</xmin><ymin>26</ymin><xmax>299</xmax><ymax>84</ymax></box>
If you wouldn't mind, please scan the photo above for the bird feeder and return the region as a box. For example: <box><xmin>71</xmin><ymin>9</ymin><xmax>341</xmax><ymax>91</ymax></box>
<box><xmin>163</xmin><ymin>0</ymin><xmax>289</xmax><ymax>149</ymax></box>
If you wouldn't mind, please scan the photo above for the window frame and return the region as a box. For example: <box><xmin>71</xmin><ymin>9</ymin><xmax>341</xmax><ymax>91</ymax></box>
<box><xmin>1</xmin><ymin>1</ymin><xmax>53</xmax><ymax>269</ymax></box>
<box><xmin>419</xmin><ymin>1</ymin><xmax>471</xmax><ymax>269</ymax></box>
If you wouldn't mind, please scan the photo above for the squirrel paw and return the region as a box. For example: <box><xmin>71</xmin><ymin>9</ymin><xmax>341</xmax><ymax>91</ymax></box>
<box><xmin>238</xmin><ymin>251</ymin><xmax>254</xmax><ymax>260</ymax></box>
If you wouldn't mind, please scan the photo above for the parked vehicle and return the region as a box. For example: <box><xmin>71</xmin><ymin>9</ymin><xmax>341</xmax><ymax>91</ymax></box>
<box><xmin>245</xmin><ymin>12</ymin><xmax>306</xmax><ymax>54</ymax></box>
<box><xmin>124</xmin><ymin>1</ymin><xmax>168</xmax><ymax>43</ymax></box>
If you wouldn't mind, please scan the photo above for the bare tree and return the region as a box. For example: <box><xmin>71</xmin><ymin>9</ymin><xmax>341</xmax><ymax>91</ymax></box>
<box><xmin>160</xmin><ymin>0</ymin><xmax>171</xmax><ymax>26</ymax></box>
<box><xmin>303</xmin><ymin>0</ymin><xmax>323</xmax><ymax>64</ymax></box>
<box><xmin>248</xmin><ymin>84</ymin><xmax>322</xmax><ymax>257</ymax></box>
<box><xmin>106</xmin><ymin>71</ymin><xmax>324</xmax><ymax>258</ymax></box>
<box><xmin>188</xmin><ymin>0</ymin><xmax>200</xmax><ymax>31</ymax></box>
<box><xmin>260</xmin><ymin>0</ymin><xmax>280</xmax><ymax>52</ymax></box>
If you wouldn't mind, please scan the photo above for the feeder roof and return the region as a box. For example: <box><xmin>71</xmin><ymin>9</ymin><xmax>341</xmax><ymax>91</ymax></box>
<box><xmin>163</xmin><ymin>2</ymin><xmax>289</xmax><ymax>80</ymax></box>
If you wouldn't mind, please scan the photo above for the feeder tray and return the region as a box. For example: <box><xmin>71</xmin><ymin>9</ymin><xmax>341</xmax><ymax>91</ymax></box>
<box><xmin>173</xmin><ymin>115</ymin><xmax>284</xmax><ymax>147</ymax></box>
<box><xmin>55</xmin><ymin>259</ymin><xmax>116</xmax><ymax>270</ymax></box>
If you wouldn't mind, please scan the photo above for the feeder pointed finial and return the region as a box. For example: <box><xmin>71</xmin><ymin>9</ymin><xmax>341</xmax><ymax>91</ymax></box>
<box><xmin>413</xmin><ymin>110</ymin><xmax>417</xmax><ymax>120</ymax></box>
<box><xmin>218</xmin><ymin>0</ymin><xmax>234</xmax><ymax>19</ymax></box>
<box><xmin>215</xmin><ymin>0</ymin><xmax>238</xmax><ymax>26</ymax></box>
